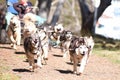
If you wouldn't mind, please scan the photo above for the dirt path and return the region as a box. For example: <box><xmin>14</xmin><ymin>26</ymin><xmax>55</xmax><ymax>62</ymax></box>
<box><xmin>0</xmin><ymin>44</ymin><xmax>120</xmax><ymax>80</ymax></box>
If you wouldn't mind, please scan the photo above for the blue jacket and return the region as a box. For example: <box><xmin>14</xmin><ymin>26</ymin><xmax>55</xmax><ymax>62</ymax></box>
<box><xmin>7</xmin><ymin>0</ymin><xmax>18</xmax><ymax>15</ymax></box>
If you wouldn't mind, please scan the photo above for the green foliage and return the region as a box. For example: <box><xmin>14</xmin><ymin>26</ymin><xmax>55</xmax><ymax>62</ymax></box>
<box><xmin>0</xmin><ymin>0</ymin><xmax>5</xmax><ymax>3</ymax></box>
<box><xmin>0</xmin><ymin>73</ymin><xmax>20</xmax><ymax>80</ymax></box>
<box><xmin>94</xmin><ymin>35</ymin><xmax>120</xmax><ymax>50</ymax></box>
<box><xmin>29</xmin><ymin>0</ymin><xmax>35</xmax><ymax>5</ymax></box>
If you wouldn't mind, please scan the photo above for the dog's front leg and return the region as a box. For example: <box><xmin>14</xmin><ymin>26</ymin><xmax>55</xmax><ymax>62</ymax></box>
<box><xmin>63</xmin><ymin>50</ymin><xmax>68</xmax><ymax>58</ymax></box>
<box><xmin>42</xmin><ymin>45</ymin><xmax>48</xmax><ymax>60</ymax></box>
<box><xmin>56</xmin><ymin>36</ymin><xmax>60</xmax><ymax>46</ymax></box>
<box><xmin>10</xmin><ymin>35</ymin><xmax>17</xmax><ymax>49</ymax></box>
<box><xmin>73</xmin><ymin>54</ymin><xmax>77</xmax><ymax>74</ymax></box>
<box><xmin>16</xmin><ymin>31</ymin><xmax>21</xmax><ymax>46</ymax></box>
<box><xmin>37</xmin><ymin>52</ymin><xmax>42</xmax><ymax>68</ymax></box>
<box><xmin>78</xmin><ymin>54</ymin><xmax>87</xmax><ymax>75</ymax></box>
<box><xmin>26</xmin><ymin>52</ymin><xmax>35</xmax><ymax>71</ymax></box>
<box><xmin>10</xmin><ymin>35</ymin><xmax>16</xmax><ymax>44</ymax></box>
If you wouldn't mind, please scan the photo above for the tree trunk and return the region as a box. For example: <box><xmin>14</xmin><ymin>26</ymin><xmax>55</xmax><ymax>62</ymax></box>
<box><xmin>37</xmin><ymin>0</ymin><xmax>52</xmax><ymax>19</ymax></box>
<box><xmin>50</xmin><ymin>0</ymin><xmax>65</xmax><ymax>27</ymax></box>
<box><xmin>78</xmin><ymin>0</ymin><xmax>112</xmax><ymax>36</ymax></box>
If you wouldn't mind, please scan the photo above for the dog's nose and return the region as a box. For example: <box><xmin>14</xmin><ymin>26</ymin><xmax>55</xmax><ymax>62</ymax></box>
<box><xmin>89</xmin><ymin>46</ymin><xmax>91</xmax><ymax>49</ymax></box>
<box><xmin>57</xmin><ymin>28</ymin><xmax>61</xmax><ymax>31</ymax></box>
<box><xmin>83</xmin><ymin>51</ymin><xmax>85</xmax><ymax>54</ymax></box>
<box><xmin>21</xmin><ymin>21</ymin><xmax>25</xmax><ymax>27</ymax></box>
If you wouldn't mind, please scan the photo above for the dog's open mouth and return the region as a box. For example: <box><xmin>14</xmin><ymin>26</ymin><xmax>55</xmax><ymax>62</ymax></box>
<box><xmin>26</xmin><ymin>31</ymin><xmax>30</xmax><ymax>32</ymax></box>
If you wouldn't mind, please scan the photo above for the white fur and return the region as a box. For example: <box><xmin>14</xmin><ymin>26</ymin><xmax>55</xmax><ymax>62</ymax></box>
<box><xmin>54</xmin><ymin>23</ymin><xmax>64</xmax><ymax>33</ymax></box>
<box><xmin>38</xmin><ymin>30</ymin><xmax>49</xmax><ymax>59</ymax></box>
<box><xmin>23</xmin><ymin>21</ymin><xmax>37</xmax><ymax>38</ymax></box>
<box><xmin>7</xmin><ymin>16</ymin><xmax>21</xmax><ymax>49</ymax></box>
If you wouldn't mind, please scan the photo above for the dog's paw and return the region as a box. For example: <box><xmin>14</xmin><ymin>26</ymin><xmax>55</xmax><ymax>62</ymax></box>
<box><xmin>76</xmin><ymin>72</ymin><xmax>82</xmax><ymax>76</ymax></box>
<box><xmin>73</xmin><ymin>71</ymin><xmax>77</xmax><ymax>74</ymax></box>
<box><xmin>63</xmin><ymin>54</ymin><xmax>66</xmax><ymax>58</ymax></box>
<box><xmin>37</xmin><ymin>64</ymin><xmax>42</xmax><ymax>68</ymax></box>
<box><xmin>16</xmin><ymin>43</ymin><xmax>21</xmax><ymax>46</ymax></box>
<box><xmin>43</xmin><ymin>58</ymin><xmax>48</xmax><ymax>60</ymax></box>
<box><xmin>13</xmin><ymin>45</ymin><xmax>17</xmax><ymax>50</ymax></box>
<box><xmin>29</xmin><ymin>66</ymin><xmax>34</xmax><ymax>72</ymax></box>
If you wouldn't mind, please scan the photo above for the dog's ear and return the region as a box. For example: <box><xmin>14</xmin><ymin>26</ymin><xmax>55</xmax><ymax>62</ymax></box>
<box><xmin>79</xmin><ymin>37</ymin><xmax>84</xmax><ymax>44</ymax></box>
<box><xmin>75</xmin><ymin>48</ymin><xmax>79</xmax><ymax>55</ymax></box>
<box><xmin>75</xmin><ymin>40</ymin><xmax>80</xmax><ymax>48</ymax></box>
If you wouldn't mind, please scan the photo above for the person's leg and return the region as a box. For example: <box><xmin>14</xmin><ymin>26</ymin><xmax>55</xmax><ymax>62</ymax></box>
<box><xmin>13</xmin><ymin>3</ymin><xmax>23</xmax><ymax>18</ymax></box>
<box><xmin>5</xmin><ymin>12</ymin><xmax>15</xmax><ymax>30</ymax></box>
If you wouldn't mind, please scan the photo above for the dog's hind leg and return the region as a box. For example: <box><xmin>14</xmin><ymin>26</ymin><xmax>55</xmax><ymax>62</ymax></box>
<box><xmin>37</xmin><ymin>53</ymin><xmax>42</xmax><ymax>68</ymax></box>
<box><xmin>42</xmin><ymin>45</ymin><xmax>49</xmax><ymax>60</ymax></box>
<box><xmin>16</xmin><ymin>33</ymin><xmax>21</xmax><ymax>46</ymax></box>
<box><xmin>26</xmin><ymin>53</ymin><xmax>35</xmax><ymax>71</ymax></box>
<box><xmin>63</xmin><ymin>50</ymin><xmax>68</xmax><ymax>58</ymax></box>
<box><xmin>10</xmin><ymin>35</ymin><xmax>16</xmax><ymax>44</ymax></box>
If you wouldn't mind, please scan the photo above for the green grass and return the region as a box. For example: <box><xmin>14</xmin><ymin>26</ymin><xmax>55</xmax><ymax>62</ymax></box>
<box><xmin>93</xmin><ymin>47</ymin><xmax>120</xmax><ymax>64</ymax></box>
<box><xmin>0</xmin><ymin>73</ymin><xmax>20</xmax><ymax>80</ymax></box>
<box><xmin>0</xmin><ymin>61</ymin><xmax>20</xmax><ymax>80</ymax></box>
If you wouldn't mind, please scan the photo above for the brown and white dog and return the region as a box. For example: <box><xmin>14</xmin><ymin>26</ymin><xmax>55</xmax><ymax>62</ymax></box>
<box><xmin>7</xmin><ymin>16</ymin><xmax>21</xmax><ymax>49</ymax></box>
<box><xmin>23</xmin><ymin>21</ymin><xmax>49</xmax><ymax>71</ymax></box>
<box><xmin>24</xmin><ymin>30</ymin><xmax>43</xmax><ymax>71</ymax></box>
<box><xmin>49</xmin><ymin>23</ymin><xmax>64</xmax><ymax>48</ymax></box>
<box><xmin>73</xmin><ymin>44</ymin><xmax>88</xmax><ymax>75</ymax></box>
<box><xmin>69</xmin><ymin>36</ymin><xmax>88</xmax><ymax>75</ymax></box>
<box><xmin>69</xmin><ymin>36</ymin><xmax>94</xmax><ymax>75</ymax></box>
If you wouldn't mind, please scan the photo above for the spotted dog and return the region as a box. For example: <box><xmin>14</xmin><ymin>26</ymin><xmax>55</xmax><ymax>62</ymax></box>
<box><xmin>7</xmin><ymin>16</ymin><xmax>21</xmax><ymax>49</ymax></box>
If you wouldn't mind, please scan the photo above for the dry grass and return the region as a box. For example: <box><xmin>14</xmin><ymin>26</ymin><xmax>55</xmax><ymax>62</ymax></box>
<box><xmin>93</xmin><ymin>47</ymin><xmax>120</xmax><ymax>65</ymax></box>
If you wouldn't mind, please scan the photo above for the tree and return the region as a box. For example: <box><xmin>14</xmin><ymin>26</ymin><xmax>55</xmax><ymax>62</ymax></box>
<box><xmin>50</xmin><ymin>0</ymin><xmax>65</xmax><ymax>26</ymax></box>
<box><xmin>36</xmin><ymin>0</ymin><xmax>52</xmax><ymax>19</ymax></box>
<box><xmin>78</xmin><ymin>0</ymin><xmax>112</xmax><ymax>36</ymax></box>
<box><xmin>37</xmin><ymin>0</ymin><xmax>112</xmax><ymax>35</ymax></box>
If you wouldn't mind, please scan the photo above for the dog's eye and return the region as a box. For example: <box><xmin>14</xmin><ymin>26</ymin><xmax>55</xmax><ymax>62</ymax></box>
<box><xmin>34</xmin><ymin>39</ymin><xmax>38</xmax><ymax>44</ymax></box>
<box><xmin>13</xmin><ymin>23</ymin><xmax>16</xmax><ymax>26</ymax></box>
<box><xmin>79</xmin><ymin>46</ymin><xmax>82</xmax><ymax>49</ymax></box>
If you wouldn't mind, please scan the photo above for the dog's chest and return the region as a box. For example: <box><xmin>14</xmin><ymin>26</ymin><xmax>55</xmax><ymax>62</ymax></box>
<box><xmin>76</xmin><ymin>54</ymin><xmax>84</xmax><ymax>61</ymax></box>
<box><xmin>64</xmin><ymin>40</ymin><xmax>71</xmax><ymax>49</ymax></box>
<box><xmin>24</xmin><ymin>31</ymin><xmax>41</xmax><ymax>52</ymax></box>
